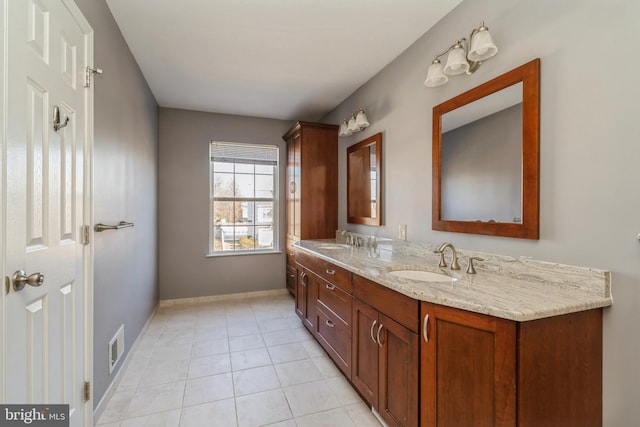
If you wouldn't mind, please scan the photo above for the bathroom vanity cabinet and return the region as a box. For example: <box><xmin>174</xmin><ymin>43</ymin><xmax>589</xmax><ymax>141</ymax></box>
<box><xmin>421</xmin><ymin>302</ymin><xmax>603</xmax><ymax>427</ymax></box>
<box><xmin>283</xmin><ymin>121</ymin><xmax>339</xmax><ymax>296</ymax></box>
<box><xmin>294</xmin><ymin>243</ymin><xmax>608</xmax><ymax>427</ymax></box>
<box><xmin>296</xmin><ymin>249</ymin><xmax>419</xmax><ymax>427</ymax></box>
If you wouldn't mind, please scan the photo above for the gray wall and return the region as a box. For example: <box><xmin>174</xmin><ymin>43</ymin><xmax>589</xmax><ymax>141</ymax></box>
<box><xmin>324</xmin><ymin>0</ymin><xmax>640</xmax><ymax>423</ymax></box>
<box><xmin>158</xmin><ymin>108</ymin><xmax>290</xmax><ymax>300</ymax></box>
<box><xmin>442</xmin><ymin>104</ymin><xmax>522</xmax><ymax>222</ymax></box>
<box><xmin>74</xmin><ymin>0</ymin><xmax>159</xmax><ymax>409</ymax></box>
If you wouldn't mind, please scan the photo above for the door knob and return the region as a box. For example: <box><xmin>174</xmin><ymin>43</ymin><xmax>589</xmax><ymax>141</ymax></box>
<box><xmin>12</xmin><ymin>270</ymin><xmax>44</xmax><ymax>292</ymax></box>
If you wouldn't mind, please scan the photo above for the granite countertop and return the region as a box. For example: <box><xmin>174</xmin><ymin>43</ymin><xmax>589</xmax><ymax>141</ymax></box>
<box><xmin>294</xmin><ymin>238</ymin><xmax>612</xmax><ymax>322</ymax></box>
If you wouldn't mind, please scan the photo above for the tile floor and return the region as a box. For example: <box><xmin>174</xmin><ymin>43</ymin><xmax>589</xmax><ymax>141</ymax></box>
<box><xmin>96</xmin><ymin>292</ymin><xmax>383</xmax><ymax>427</ymax></box>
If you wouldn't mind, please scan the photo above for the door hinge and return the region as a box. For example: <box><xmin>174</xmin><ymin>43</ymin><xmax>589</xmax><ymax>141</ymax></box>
<box><xmin>84</xmin><ymin>66</ymin><xmax>102</xmax><ymax>88</ymax></box>
<box><xmin>83</xmin><ymin>381</ymin><xmax>91</xmax><ymax>402</ymax></box>
<box><xmin>81</xmin><ymin>225</ymin><xmax>90</xmax><ymax>245</ymax></box>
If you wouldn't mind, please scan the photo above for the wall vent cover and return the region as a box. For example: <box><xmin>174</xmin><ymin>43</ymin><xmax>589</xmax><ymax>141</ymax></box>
<box><xmin>109</xmin><ymin>325</ymin><xmax>125</xmax><ymax>374</ymax></box>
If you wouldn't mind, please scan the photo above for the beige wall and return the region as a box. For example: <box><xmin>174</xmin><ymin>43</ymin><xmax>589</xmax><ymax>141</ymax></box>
<box><xmin>323</xmin><ymin>0</ymin><xmax>640</xmax><ymax>423</ymax></box>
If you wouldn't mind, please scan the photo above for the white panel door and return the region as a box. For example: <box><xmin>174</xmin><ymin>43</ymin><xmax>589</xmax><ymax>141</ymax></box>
<box><xmin>3</xmin><ymin>0</ymin><xmax>92</xmax><ymax>426</ymax></box>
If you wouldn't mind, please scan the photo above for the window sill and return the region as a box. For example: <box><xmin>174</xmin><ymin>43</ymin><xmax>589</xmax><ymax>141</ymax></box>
<box><xmin>206</xmin><ymin>250</ymin><xmax>283</xmax><ymax>258</ymax></box>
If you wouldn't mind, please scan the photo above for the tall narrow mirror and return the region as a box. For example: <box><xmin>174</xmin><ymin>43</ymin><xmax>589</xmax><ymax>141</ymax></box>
<box><xmin>348</xmin><ymin>133</ymin><xmax>382</xmax><ymax>225</ymax></box>
<box><xmin>432</xmin><ymin>59</ymin><xmax>540</xmax><ymax>239</ymax></box>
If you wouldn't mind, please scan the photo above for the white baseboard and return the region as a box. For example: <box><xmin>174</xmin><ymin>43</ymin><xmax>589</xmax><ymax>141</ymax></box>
<box><xmin>159</xmin><ymin>288</ymin><xmax>289</xmax><ymax>307</ymax></box>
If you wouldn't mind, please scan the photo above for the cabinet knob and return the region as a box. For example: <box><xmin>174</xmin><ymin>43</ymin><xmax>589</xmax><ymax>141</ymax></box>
<box><xmin>325</xmin><ymin>319</ymin><xmax>335</xmax><ymax>328</ymax></box>
<box><xmin>325</xmin><ymin>269</ymin><xmax>335</xmax><ymax>276</ymax></box>
<box><xmin>326</xmin><ymin>283</ymin><xmax>335</xmax><ymax>291</ymax></box>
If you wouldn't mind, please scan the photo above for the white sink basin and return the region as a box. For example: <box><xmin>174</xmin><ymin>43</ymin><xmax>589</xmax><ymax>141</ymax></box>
<box><xmin>315</xmin><ymin>244</ymin><xmax>350</xmax><ymax>250</ymax></box>
<box><xmin>388</xmin><ymin>270</ymin><xmax>457</xmax><ymax>282</ymax></box>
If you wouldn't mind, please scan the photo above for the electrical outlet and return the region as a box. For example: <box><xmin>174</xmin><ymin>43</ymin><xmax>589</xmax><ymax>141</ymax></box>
<box><xmin>399</xmin><ymin>224</ymin><xmax>407</xmax><ymax>240</ymax></box>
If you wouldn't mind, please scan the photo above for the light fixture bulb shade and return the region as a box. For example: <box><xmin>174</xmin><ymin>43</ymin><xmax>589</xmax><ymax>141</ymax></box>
<box><xmin>468</xmin><ymin>28</ymin><xmax>498</xmax><ymax>62</ymax></box>
<box><xmin>347</xmin><ymin>115</ymin><xmax>358</xmax><ymax>133</ymax></box>
<box><xmin>339</xmin><ymin>120</ymin><xmax>351</xmax><ymax>136</ymax></box>
<box><xmin>443</xmin><ymin>45</ymin><xmax>469</xmax><ymax>76</ymax></box>
<box><xmin>355</xmin><ymin>110</ymin><xmax>369</xmax><ymax>129</ymax></box>
<box><xmin>424</xmin><ymin>60</ymin><xmax>448</xmax><ymax>87</ymax></box>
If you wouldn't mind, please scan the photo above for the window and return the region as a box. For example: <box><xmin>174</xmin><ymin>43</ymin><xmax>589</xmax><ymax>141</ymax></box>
<box><xmin>209</xmin><ymin>141</ymin><xmax>279</xmax><ymax>255</ymax></box>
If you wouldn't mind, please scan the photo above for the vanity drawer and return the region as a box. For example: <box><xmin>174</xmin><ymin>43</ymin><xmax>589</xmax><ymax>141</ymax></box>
<box><xmin>317</xmin><ymin>276</ymin><xmax>352</xmax><ymax>324</ymax></box>
<box><xmin>353</xmin><ymin>274</ymin><xmax>419</xmax><ymax>333</ymax></box>
<box><xmin>315</xmin><ymin>304</ymin><xmax>351</xmax><ymax>377</ymax></box>
<box><xmin>296</xmin><ymin>250</ymin><xmax>352</xmax><ymax>293</ymax></box>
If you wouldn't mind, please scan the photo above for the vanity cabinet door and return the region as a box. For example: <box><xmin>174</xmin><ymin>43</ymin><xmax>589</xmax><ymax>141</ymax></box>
<box><xmin>286</xmin><ymin>265</ymin><xmax>296</xmax><ymax>297</ymax></box>
<box><xmin>352</xmin><ymin>299</ymin><xmax>379</xmax><ymax>407</ymax></box>
<box><xmin>378</xmin><ymin>313</ymin><xmax>419</xmax><ymax>427</ymax></box>
<box><xmin>353</xmin><ymin>299</ymin><xmax>419</xmax><ymax>427</ymax></box>
<box><xmin>295</xmin><ymin>267</ymin><xmax>316</xmax><ymax>332</ymax></box>
<box><xmin>420</xmin><ymin>302</ymin><xmax>516</xmax><ymax>427</ymax></box>
<box><xmin>294</xmin><ymin>267</ymin><xmax>305</xmax><ymax>320</ymax></box>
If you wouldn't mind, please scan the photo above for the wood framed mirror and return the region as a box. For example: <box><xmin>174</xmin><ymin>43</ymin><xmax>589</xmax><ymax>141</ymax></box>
<box><xmin>348</xmin><ymin>132</ymin><xmax>382</xmax><ymax>225</ymax></box>
<box><xmin>432</xmin><ymin>59</ymin><xmax>540</xmax><ymax>239</ymax></box>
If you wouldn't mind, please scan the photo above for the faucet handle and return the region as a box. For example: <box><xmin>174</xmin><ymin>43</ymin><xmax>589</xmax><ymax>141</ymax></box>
<box><xmin>433</xmin><ymin>250</ymin><xmax>448</xmax><ymax>268</ymax></box>
<box><xmin>465</xmin><ymin>257</ymin><xmax>484</xmax><ymax>274</ymax></box>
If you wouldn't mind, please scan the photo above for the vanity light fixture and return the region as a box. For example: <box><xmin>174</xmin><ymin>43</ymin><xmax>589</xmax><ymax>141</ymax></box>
<box><xmin>424</xmin><ymin>21</ymin><xmax>498</xmax><ymax>88</ymax></box>
<box><xmin>339</xmin><ymin>109</ymin><xmax>369</xmax><ymax>137</ymax></box>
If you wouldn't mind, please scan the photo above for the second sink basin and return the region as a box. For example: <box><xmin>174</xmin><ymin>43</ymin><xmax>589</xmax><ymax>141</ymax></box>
<box><xmin>388</xmin><ymin>269</ymin><xmax>457</xmax><ymax>283</ymax></box>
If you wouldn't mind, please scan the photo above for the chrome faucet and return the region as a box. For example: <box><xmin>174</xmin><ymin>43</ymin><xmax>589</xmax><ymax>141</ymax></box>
<box><xmin>434</xmin><ymin>242</ymin><xmax>460</xmax><ymax>270</ymax></box>
<box><xmin>341</xmin><ymin>230</ymin><xmax>359</xmax><ymax>246</ymax></box>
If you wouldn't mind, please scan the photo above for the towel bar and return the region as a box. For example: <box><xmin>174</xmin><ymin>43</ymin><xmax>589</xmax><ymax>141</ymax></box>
<box><xmin>94</xmin><ymin>221</ymin><xmax>134</xmax><ymax>232</ymax></box>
